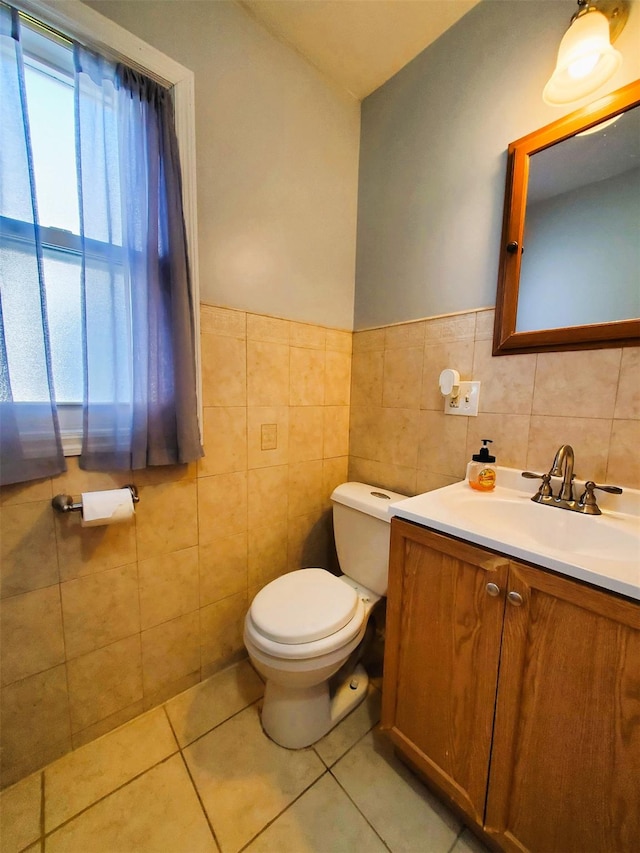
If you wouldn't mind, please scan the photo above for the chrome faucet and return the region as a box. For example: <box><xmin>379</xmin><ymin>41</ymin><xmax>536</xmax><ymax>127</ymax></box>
<box><xmin>522</xmin><ymin>444</ymin><xmax>622</xmax><ymax>515</ymax></box>
<box><xmin>549</xmin><ymin>444</ymin><xmax>575</xmax><ymax>501</ymax></box>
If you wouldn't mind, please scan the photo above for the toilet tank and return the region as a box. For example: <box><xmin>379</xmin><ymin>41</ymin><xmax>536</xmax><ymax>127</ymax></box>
<box><xmin>331</xmin><ymin>482</ymin><xmax>407</xmax><ymax>596</ymax></box>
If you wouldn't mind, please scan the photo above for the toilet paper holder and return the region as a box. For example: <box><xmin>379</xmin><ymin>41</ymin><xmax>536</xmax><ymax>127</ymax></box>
<box><xmin>52</xmin><ymin>484</ymin><xmax>139</xmax><ymax>514</ymax></box>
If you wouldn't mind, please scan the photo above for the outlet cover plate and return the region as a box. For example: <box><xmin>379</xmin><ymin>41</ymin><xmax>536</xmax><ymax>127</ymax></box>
<box><xmin>261</xmin><ymin>423</ymin><xmax>278</xmax><ymax>450</ymax></box>
<box><xmin>444</xmin><ymin>381</ymin><xmax>481</xmax><ymax>416</ymax></box>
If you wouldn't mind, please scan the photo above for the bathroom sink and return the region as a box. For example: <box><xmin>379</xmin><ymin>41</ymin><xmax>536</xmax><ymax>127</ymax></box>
<box><xmin>441</xmin><ymin>494</ymin><xmax>639</xmax><ymax>563</ymax></box>
<box><xmin>388</xmin><ymin>467</ymin><xmax>640</xmax><ymax>600</ymax></box>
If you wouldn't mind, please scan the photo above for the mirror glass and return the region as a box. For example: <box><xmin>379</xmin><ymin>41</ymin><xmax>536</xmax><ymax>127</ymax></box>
<box><xmin>516</xmin><ymin>107</ymin><xmax>640</xmax><ymax>333</ymax></box>
<box><xmin>493</xmin><ymin>79</ymin><xmax>640</xmax><ymax>354</ymax></box>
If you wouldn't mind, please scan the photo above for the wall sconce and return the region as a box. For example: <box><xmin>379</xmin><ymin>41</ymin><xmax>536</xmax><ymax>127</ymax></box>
<box><xmin>543</xmin><ymin>0</ymin><xmax>630</xmax><ymax>105</ymax></box>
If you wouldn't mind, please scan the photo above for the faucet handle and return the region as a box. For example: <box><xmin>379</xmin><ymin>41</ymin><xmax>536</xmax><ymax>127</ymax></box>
<box><xmin>592</xmin><ymin>482</ymin><xmax>623</xmax><ymax>495</ymax></box>
<box><xmin>579</xmin><ymin>481</ymin><xmax>623</xmax><ymax>514</ymax></box>
<box><xmin>581</xmin><ymin>480</ymin><xmax>623</xmax><ymax>499</ymax></box>
<box><xmin>522</xmin><ymin>471</ymin><xmax>553</xmax><ymax>497</ymax></box>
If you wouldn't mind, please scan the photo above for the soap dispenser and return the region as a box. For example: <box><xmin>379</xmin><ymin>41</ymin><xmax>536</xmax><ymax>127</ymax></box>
<box><xmin>468</xmin><ymin>439</ymin><xmax>496</xmax><ymax>491</ymax></box>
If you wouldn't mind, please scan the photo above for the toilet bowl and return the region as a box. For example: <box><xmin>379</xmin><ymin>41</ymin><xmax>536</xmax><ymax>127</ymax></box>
<box><xmin>243</xmin><ymin>482</ymin><xmax>406</xmax><ymax>749</ymax></box>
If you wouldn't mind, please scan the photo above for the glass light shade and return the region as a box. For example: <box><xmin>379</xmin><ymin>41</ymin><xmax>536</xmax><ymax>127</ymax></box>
<box><xmin>543</xmin><ymin>9</ymin><xmax>622</xmax><ymax>105</ymax></box>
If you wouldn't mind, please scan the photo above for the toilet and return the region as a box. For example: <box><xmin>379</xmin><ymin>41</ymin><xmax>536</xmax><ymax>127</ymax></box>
<box><xmin>243</xmin><ymin>481</ymin><xmax>406</xmax><ymax>749</ymax></box>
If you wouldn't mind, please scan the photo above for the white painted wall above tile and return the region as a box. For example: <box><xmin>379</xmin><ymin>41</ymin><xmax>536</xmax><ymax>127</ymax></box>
<box><xmin>86</xmin><ymin>0</ymin><xmax>360</xmax><ymax>330</ymax></box>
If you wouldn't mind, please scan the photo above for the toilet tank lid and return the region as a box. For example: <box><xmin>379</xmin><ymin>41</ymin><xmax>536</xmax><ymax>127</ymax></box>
<box><xmin>330</xmin><ymin>482</ymin><xmax>408</xmax><ymax>522</ymax></box>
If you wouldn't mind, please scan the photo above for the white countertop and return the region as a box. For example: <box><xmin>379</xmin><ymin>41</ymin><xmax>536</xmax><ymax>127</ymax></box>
<box><xmin>388</xmin><ymin>466</ymin><xmax>640</xmax><ymax>601</ymax></box>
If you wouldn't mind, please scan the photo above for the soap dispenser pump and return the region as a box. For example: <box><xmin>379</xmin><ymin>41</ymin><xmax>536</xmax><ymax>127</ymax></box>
<box><xmin>468</xmin><ymin>439</ymin><xmax>496</xmax><ymax>492</ymax></box>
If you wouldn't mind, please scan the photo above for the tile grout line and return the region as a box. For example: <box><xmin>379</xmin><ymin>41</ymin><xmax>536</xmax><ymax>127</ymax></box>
<box><xmin>25</xmin><ymin>668</ymin><xmax>396</xmax><ymax>853</ymax></box>
<box><xmin>238</xmin><ymin>700</ymin><xmax>391</xmax><ymax>853</ymax></box>
<box><xmin>49</xmin><ymin>476</ymin><xmax>64</xmax><ymax>709</ymax></box>
<box><xmin>604</xmin><ymin>347</ymin><xmax>624</xmax><ymax>481</ymax></box>
<box><xmin>446</xmin><ymin>826</ymin><xmax>467</xmax><ymax>853</ymax></box>
<box><xmin>34</xmin><ymin>676</ymin><xmax>260</xmax><ymax>845</ymax></box>
<box><xmin>236</xmin><ymin>768</ymin><xmax>332</xmax><ymax>853</ymax></box>
<box><xmin>327</xmin><ymin>761</ymin><xmax>392</xmax><ymax>852</ymax></box>
<box><xmin>318</xmin><ymin>708</ymin><xmax>379</xmax><ymax>769</ymax></box>
<box><xmin>40</xmin><ymin>752</ymin><xmax>180</xmax><ymax>841</ymax></box>
<box><xmin>165</xmin><ymin>676</ymin><xmax>342</xmax><ymax>853</ymax></box>
<box><xmin>173</xmin><ymin>695</ymin><xmax>264</xmax><ymax>752</ymax></box>
<box><xmin>39</xmin><ymin>770</ymin><xmax>45</xmax><ymax>853</ymax></box>
<box><xmin>176</xmin><ymin>750</ymin><xmax>222</xmax><ymax>853</ymax></box>
<box><xmin>307</xmin><ymin>706</ymin><xmax>393</xmax><ymax>853</ymax></box>
<box><xmin>161</xmin><ymin>702</ymin><xmax>182</xmax><ymax>752</ymax></box>
<box><xmin>327</xmin><ymin>716</ymin><xmax>475</xmax><ymax>853</ymax></box>
<box><xmin>223</xmin><ymin>692</ymin><xmax>381</xmax><ymax>852</ymax></box>
<box><xmin>162</xmin><ymin>696</ymin><xmax>227</xmax><ymax>851</ymax></box>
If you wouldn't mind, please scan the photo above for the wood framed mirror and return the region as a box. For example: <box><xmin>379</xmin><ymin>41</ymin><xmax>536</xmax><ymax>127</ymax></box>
<box><xmin>493</xmin><ymin>78</ymin><xmax>640</xmax><ymax>355</ymax></box>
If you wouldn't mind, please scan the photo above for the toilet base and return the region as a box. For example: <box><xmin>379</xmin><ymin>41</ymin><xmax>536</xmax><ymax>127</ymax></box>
<box><xmin>261</xmin><ymin>664</ymin><xmax>369</xmax><ymax>749</ymax></box>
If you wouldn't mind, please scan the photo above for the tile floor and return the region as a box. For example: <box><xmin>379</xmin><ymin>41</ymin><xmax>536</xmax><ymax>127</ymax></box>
<box><xmin>0</xmin><ymin>660</ymin><xmax>489</xmax><ymax>853</ymax></box>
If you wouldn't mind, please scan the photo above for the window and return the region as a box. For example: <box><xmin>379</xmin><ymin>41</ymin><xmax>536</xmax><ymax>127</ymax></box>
<box><xmin>2</xmin><ymin>22</ymin><xmax>83</xmax><ymax>447</ymax></box>
<box><xmin>0</xmin><ymin>0</ymin><xmax>202</xmax><ymax>482</ymax></box>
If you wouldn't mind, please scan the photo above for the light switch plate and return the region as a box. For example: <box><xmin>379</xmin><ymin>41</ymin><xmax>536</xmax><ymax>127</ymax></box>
<box><xmin>444</xmin><ymin>381</ymin><xmax>481</xmax><ymax>416</ymax></box>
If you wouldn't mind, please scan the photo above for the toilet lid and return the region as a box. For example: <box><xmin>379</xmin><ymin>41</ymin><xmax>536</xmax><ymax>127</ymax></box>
<box><xmin>250</xmin><ymin>568</ymin><xmax>359</xmax><ymax>644</ymax></box>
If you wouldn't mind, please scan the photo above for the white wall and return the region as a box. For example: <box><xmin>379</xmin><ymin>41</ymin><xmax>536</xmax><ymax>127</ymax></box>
<box><xmin>355</xmin><ymin>0</ymin><xmax>640</xmax><ymax>328</ymax></box>
<box><xmin>86</xmin><ymin>0</ymin><xmax>360</xmax><ymax>330</ymax></box>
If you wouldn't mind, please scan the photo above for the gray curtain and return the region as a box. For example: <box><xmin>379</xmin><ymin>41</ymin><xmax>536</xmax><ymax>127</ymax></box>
<box><xmin>75</xmin><ymin>47</ymin><xmax>203</xmax><ymax>470</ymax></box>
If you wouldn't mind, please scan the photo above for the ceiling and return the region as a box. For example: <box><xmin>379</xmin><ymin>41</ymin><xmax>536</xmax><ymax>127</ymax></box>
<box><xmin>238</xmin><ymin>0</ymin><xmax>482</xmax><ymax>100</ymax></box>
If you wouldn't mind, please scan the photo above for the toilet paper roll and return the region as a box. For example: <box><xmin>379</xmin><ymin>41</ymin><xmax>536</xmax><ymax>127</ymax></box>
<box><xmin>80</xmin><ymin>489</ymin><xmax>135</xmax><ymax>528</ymax></box>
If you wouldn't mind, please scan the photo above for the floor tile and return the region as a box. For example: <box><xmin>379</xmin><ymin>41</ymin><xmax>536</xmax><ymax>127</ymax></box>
<box><xmin>45</xmin><ymin>706</ymin><xmax>178</xmax><ymax>832</ymax></box>
<box><xmin>165</xmin><ymin>658</ymin><xmax>264</xmax><ymax>747</ymax></box>
<box><xmin>332</xmin><ymin>729</ymin><xmax>461</xmax><ymax>853</ymax></box>
<box><xmin>244</xmin><ymin>772</ymin><xmax>387</xmax><ymax>852</ymax></box>
<box><xmin>45</xmin><ymin>755</ymin><xmax>215</xmax><ymax>853</ymax></box>
<box><xmin>183</xmin><ymin>704</ymin><xmax>325</xmax><ymax>853</ymax></box>
<box><xmin>1</xmin><ymin>658</ymin><xmax>488</xmax><ymax>853</ymax></box>
<box><xmin>0</xmin><ymin>772</ymin><xmax>41</xmax><ymax>853</ymax></box>
<box><xmin>313</xmin><ymin>685</ymin><xmax>381</xmax><ymax>768</ymax></box>
<box><xmin>451</xmin><ymin>827</ymin><xmax>491</xmax><ymax>853</ymax></box>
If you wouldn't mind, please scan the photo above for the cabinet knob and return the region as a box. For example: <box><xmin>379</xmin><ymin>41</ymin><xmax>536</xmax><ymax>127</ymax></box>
<box><xmin>486</xmin><ymin>582</ymin><xmax>501</xmax><ymax>597</ymax></box>
<box><xmin>507</xmin><ymin>591</ymin><xmax>524</xmax><ymax>606</ymax></box>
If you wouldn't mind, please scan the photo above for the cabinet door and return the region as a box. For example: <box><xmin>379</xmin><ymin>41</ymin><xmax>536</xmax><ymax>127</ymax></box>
<box><xmin>486</xmin><ymin>563</ymin><xmax>640</xmax><ymax>853</ymax></box>
<box><xmin>382</xmin><ymin>519</ymin><xmax>509</xmax><ymax>825</ymax></box>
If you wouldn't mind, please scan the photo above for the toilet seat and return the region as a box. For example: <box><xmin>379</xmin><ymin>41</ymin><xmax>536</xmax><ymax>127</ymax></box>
<box><xmin>246</xmin><ymin>569</ymin><xmax>366</xmax><ymax>660</ymax></box>
<box><xmin>251</xmin><ymin>568</ymin><xmax>359</xmax><ymax>644</ymax></box>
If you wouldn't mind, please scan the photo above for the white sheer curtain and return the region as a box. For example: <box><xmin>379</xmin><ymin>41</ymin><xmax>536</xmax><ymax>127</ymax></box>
<box><xmin>0</xmin><ymin>4</ymin><xmax>66</xmax><ymax>485</ymax></box>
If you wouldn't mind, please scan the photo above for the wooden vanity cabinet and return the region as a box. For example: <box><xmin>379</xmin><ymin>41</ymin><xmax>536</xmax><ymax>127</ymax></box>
<box><xmin>381</xmin><ymin>519</ymin><xmax>509</xmax><ymax>825</ymax></box>
<box><xmin>382</xmin><ymin>518</ymin><xmax>640</xmax><ymax>853</ymax></box>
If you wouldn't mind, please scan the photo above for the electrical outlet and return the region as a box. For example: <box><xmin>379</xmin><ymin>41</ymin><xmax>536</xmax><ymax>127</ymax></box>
<box><xmin>444</xmin><ymin>381</ymin><xmax>481</xmax><ymax>416</ymax></box>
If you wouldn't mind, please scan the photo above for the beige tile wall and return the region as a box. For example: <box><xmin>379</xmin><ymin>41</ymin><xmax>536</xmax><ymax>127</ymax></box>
<box><xmin>2</xmin><ymin>302</ymin><xmax>636</xmax><ymax>788</ymax></box>
<box><xmin>0</xmin><ymin>305</ymin><xmax>350</xmax><ymax>789</ymax></box>
<box><xmin>348</xmin><ymin>309</ymin><xmax>640</xmax><ymax>497</ymax></box>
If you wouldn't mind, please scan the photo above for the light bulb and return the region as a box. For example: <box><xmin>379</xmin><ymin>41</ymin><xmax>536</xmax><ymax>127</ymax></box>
<box><xmin>568</xmin><ymin>51</ymin><xmax>601</xmax><ymax>79</ymax></box>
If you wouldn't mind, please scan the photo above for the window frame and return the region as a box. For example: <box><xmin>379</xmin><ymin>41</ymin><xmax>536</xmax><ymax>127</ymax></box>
<box><xmin>7</xmin><ymin>0</ymin><xmax>202</xmax><ymax>454</ymax></box>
